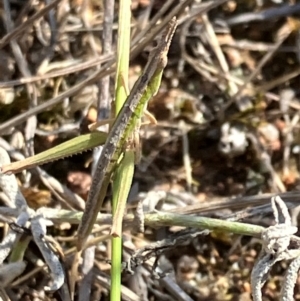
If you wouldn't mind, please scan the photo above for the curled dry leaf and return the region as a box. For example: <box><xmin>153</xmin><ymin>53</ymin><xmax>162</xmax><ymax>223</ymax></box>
<box><xmin>67</xmin><ymin>171</ymin><xmax>92</xmax><ymax>198</ymax></box>
<box><xmin>21</xmin><ymin>187</ymin><xmax>51</xmax><ymax>209</ymax></box>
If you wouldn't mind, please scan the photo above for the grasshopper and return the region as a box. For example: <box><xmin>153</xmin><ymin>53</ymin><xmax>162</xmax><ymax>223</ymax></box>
<box><xmin>1</xmin><ymin>18</ymin><xmax>178</xmax><ymax>250</ymax></box>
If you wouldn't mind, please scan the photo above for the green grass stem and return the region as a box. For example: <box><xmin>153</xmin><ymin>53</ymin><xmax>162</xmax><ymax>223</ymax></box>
<box><xmin>111</xmin><ymin>0</ymin><xmax>132</xmax><ymax>300</ymax></box>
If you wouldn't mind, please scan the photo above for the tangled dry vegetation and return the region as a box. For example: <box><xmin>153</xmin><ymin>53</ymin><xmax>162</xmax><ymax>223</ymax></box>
<box><xmin>1</xmin><ymin>0</ymin><xmax>300</xmax><ymax>300</ymax></box>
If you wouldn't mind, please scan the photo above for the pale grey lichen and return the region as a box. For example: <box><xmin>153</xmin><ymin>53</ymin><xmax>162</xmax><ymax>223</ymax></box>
<box><xmin>31</xmin><ymin>214</ymin><xmax>64</xmax><ymax>291</ymax></box>
<box><xmin>0</xmin><ymin>210</ymin><xmax>29</xmax><ymax>265</ymax></box>
<box><xmin>251</xmin><ymin>196</ymin><xmax>300</xmax><ymax>301</ymax></box>
<box><xmin>0</xmin><ymin>147</ymin><xmax>27</xmax><ymax>208</ymax></box>
<box><xmin>0</xmin><ymin>147</ymin><xmax>64</xmax><ymax>292</ymax></box>
<box><xmin>0</xmin><ymin>261</ymin><xmax>26</xmax><ymax>287</ymax></box>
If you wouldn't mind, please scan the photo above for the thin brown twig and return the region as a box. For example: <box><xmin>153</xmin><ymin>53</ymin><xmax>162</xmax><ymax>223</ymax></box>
<box><xmin>219</xmin><ymin>22</ymin><xmax>293</xmax><ymax>117</ymax></box>
<box><xmin>0</xmin><ymin>0</ymin><xmax>61</xmax><ymax>49</ymax></box>
<box><xmin>0</xmin><ymin>55</ymin><xmax>112</xmax><ymax>88</ymax></box>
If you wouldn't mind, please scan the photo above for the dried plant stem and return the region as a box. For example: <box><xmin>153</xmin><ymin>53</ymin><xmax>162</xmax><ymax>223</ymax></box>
<box><xmin>40</xmin><ymin>208</ymin><xmax>265</xmax><ymax>238</ymax></box>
